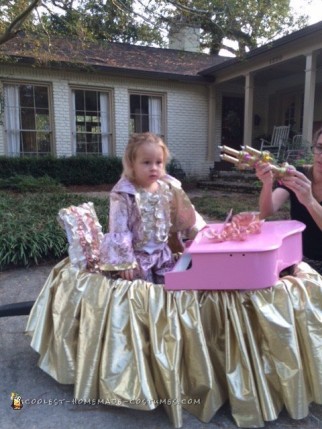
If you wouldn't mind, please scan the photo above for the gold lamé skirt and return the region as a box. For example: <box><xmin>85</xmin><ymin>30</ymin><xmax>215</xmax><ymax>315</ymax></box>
<box><xmin>25</xmin><ymin>258</ymin><xmax>322</xmax><ymax>428</ymax></box>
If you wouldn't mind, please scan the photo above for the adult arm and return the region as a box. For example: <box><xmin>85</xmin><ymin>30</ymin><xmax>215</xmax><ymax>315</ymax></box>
<box><xmin>282</xmin><ymin>170</ymin><xmax>322</xmax><ymax>230</ymax></box>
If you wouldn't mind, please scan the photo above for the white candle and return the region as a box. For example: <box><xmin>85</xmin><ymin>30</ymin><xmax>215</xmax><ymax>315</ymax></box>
<box><xmin>219</xmin><ymin>145</ymin><xmax>240</xmax><ymax>156</ymax></box>
<box><xmin>220</xmin><ymin>154</ymin><xmax>239</xmax><ymax>164</ymax></box>
<box><xmin>242</xmin><ymin>145</ymin><xmax>261</xmax><ymax>155</ymax></box>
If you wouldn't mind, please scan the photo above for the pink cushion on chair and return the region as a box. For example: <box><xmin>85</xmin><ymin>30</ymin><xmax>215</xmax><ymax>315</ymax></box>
<box><xmin>58</xmin><ymin>202</ymin><xmax>104</xmax><ymax>272</ymax></box>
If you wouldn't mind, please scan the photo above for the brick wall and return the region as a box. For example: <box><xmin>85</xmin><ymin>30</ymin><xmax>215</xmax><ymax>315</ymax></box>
<box><xmin>167</xmin><ymin>83</ymin><xmax>211</xmax><ymax>176</ymax></box>
<box><xmin>0</xmin><ymin>65</ymin><xmax>213</xmax><ymax>178</ymax></box>
<box><xmin>52</xmin><ymin>79</ymin><xmax>73</xmax><ymax>156</ymax></box>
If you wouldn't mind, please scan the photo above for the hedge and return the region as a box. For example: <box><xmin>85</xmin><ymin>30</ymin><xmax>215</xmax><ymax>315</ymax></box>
<box><xmin>0</xmin><ymin>156</ymin><xmax>123</xmax><ymax>186</ymax></box>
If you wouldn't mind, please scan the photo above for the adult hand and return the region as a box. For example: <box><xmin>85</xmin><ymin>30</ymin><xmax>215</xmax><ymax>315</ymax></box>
<box><xmin>281</xmin><ymin>170</ymin><xmax>314</xmax><ymax>206</ymax></box>
<box><xmin>255</xmin><ymin>162</ymin><xmax>274</xmax><ymax>186</ymax></box>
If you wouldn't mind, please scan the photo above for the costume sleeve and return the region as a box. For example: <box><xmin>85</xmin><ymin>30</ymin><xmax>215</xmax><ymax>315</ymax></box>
<box><xmin>99</xmin><ymin>192</ymin><xmax>138</xmax><ymax>271</ymax></box>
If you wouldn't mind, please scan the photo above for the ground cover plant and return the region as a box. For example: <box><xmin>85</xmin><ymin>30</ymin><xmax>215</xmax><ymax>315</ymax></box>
<box><xmin>0</xmin><ymin>191</ymin><xmax>108</xmax><ymax>270</ymax></box>
<box><xmin>0</xmin><ymin>186</ymin><xmax>290</xmax><ymax>271</ymax></box>
<box><xmin>0</xmin><ymin>175</ymin><xmax>63</xmax><ymax>192</ymax></box>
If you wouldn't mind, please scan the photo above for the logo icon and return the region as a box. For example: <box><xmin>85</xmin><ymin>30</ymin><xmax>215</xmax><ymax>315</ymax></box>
<box><xmin>11</xmin><ymin>392</ymin><xmax>23</xmax><ymax>410</ymax></box>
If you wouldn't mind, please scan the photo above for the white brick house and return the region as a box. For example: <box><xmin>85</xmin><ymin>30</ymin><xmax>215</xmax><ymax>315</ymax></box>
<box><xmin>0</xmin><ymin>36</ymin><xmax>222</xmax><ymax>178</ymax></box>
<box><xmin>1</xmin><ymin>21</ymin><xmax>322</xmax><ymax>179</ymax></box>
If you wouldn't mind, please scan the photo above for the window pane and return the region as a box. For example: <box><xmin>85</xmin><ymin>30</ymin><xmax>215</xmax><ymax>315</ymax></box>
<box><xmin>130</xmin><ymin>94</ymin><xmax>142</xmax><ymax>133</ymax></box>
<box><xmin>21</xmin><ymin>108</ymin><xmax>36</xmax><ymax>130</ymax></box>
<box><xmin>76</xmin><ymin>114</ymin><xmax>86</xmax><ymax>133</ymax></box>
<box><xmin>37</xmin><ymin>132</ymin><xmax>51</xmax><ymax>152</ymax></box>
<box><xmin>77</xmin><ymin>133</ymin><xmax>87</xmax><ymax>144</ymax></box>
<box><xmin>77</xmin><ymin>142</ymin><xmax>86</xmax><ymax>153</ymax></box>
<box><xmin>87</xmin><ymin>138</ymin><xmax>101</xmax><ymax>154</ymax></box>
<box><xmin>34</xmin><ymin>86</ymin><xmax>49</xmax><ymax>108</ymax></box>
<box><xmin>21</xmin><ymin>131</ymin><xmax>37</xmax><ymax>153</ymax></box>
<box><xmin>141</xmin><ymin>116</ymin><xmax>149</xmax><ymax>132</ymax></box>
<box><xmin>141</xmin><ymin>96</ymin><xmax>149</xmax><ymax>114</ymax></box>
<box><xmin>35</xmin><ymin>113</ymin><xmax>50</xmax><ymax>131</ymax></box>
<box><xmin>75</xmin><ymin>91</ymin><xmax>84</xmax><ymax>111</ymax></box>
<box><xmin>130</xmin><ymin>94</ymin><xmax>140</xmax><ymax>111</ymax></box>
<box><xmin>85</xmin><ymin>91</ymin><xmax>99</xmax><ymax>111</ymax></box>
<box><xmin>19</xmin><ymin>85</ymin><xmax>34</xmax><ymax>107</ymax></box>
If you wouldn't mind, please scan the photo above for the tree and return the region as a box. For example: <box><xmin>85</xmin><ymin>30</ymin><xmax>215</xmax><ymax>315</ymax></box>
<box><xmin>0</xmin><ymin>0</ymin><xmax>310</xmax><ymax>56</ymax></box>
<box><xmin>135</xmin><ymin>0</ymin><xmax>309</xmax><ymax>55</ymax></box>
<box><xmin>40</xmin><ymin>0</ymin><xmax>164</xmax><ymax>45</ymax></box>
<box><xmin>0</xmin><ymin>0</ymin><xmax>40</xmax><ymax>45</ymax></box>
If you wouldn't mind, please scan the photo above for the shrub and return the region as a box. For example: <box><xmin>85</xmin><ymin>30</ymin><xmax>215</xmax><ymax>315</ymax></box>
<box><xmin>0</xmin><ymin>156</ymin><xmax>123</xmax><ymax>186</ymax></box>
<box><xmin>0</xmin><ymin>191</ymin><xmax>109</xmax><ymax>270</ymax></box>
<box><xmin>166</xmin><ymin>158</ymin><xmax>186</xmax><ymax>181</ymax></box>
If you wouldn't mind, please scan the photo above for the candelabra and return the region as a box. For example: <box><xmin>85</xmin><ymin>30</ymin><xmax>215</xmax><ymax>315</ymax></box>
<box><xmin>219</xmin><ymin>145</ymin><xmax>295</xmax><ymax>178</ymax></box>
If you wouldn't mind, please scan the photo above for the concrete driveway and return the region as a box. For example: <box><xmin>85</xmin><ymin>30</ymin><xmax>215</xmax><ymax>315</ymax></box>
<box><xmin>1</xmin><ymin>262</ymin><xmax>322</xmax><ymax>429</ymax></box>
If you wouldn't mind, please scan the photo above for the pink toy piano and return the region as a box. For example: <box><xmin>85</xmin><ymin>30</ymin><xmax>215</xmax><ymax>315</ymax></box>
<box><xmin>165</xmin><ymin>220</ymin><xmax>306</xmax><ymax>290</ymax></box>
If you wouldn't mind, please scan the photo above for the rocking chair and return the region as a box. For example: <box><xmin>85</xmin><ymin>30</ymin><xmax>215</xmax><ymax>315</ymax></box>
<box><xmin>260</xmin><ymin>125</ymin><xmax>290</xmax><ymax>161</ymax></box>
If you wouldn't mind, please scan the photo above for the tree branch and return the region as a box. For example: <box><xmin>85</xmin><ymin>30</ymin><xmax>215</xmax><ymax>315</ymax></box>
<box><xmin>165</xmin><ymin>0</ymin><xmax>213</xmax><ymax>17</ymax></box>
<box><xmin>0</xmin><ymin>0</ymin><xmax>41</xmax><ymax>45</ymax></box>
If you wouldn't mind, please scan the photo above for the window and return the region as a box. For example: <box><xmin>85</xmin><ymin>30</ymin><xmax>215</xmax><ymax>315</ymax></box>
<box><xmin>72</xmin><ymin>89</ymin><xmax>111</xmax><ymax>155</ymax></box>
<box><xmin>129</xmin><ymin>93</ymin><xmax>164</xmax><ymax>136</ymax></box>
<box><xmin>4</xmin><ymin>83</ymin><xmax>52</xmax><ymax>157</ymax></box>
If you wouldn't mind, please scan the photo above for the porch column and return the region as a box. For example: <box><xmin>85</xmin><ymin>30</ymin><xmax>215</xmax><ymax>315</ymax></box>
<box><xmin>302</xmin><ymin>52</ymin><xmax>317</xmax><ymax>143</ymax></box>
<box><xmin>207</xmin><ymin>84</ymin><xmax>216</xmax><ymax>160</ymax></box>
<box><xmin>243</xmin><ymin>73</ymin><xmax>254</xmax><ymax>146</ymax></box>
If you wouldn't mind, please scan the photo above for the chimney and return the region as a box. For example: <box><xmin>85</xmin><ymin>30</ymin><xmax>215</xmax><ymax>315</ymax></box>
<box><xmin>168</xmin><ymin>22</ymin><xmax>201</xmax><ymax>53</ymax></box>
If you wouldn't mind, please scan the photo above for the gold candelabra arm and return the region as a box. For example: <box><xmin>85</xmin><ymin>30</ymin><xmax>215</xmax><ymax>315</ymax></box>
<box><xmin>219</xmin><ymin>145</ymin><xmax>295</xmax><ymax>178</ymax></box>
<box><xmin>219</xmin><ymin>146</ymin><xmax>265</xmax><ymax>169</ymax></box>
<box><xmin>241</xmin><ymin>146</ymin><xmax>274</xmax><ymax>162</ymax></box>
<box><xmin>270</xmin><ymin>163</ymin><xmax>296</xmax><ymax>179</ymax></box>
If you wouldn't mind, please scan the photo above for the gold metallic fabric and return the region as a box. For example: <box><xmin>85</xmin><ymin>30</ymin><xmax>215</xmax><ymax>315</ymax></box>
<box><xmin>26</xmin><ymin>259</ymin><xmax>322</xmax><ymax>428</ymax></box>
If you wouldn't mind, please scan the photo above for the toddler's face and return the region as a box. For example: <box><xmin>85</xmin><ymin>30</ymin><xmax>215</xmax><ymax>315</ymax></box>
<box><xmin>132</xmin><ymin>142</ymin><xmax>164</xmax><ymax>190</ymax></box>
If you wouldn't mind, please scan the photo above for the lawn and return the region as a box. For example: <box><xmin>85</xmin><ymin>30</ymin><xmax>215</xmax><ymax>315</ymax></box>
<box><xmin>189</xmin><ymin>189</ymin><xmax>290</xmax><ymax>222</ymax></box>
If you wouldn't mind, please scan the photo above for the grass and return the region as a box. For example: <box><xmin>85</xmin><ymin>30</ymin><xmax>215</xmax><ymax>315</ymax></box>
<box><xmin>190</xmin><ymin>190</ymin><xmax>290</xmax><ymax>222</ymax></box>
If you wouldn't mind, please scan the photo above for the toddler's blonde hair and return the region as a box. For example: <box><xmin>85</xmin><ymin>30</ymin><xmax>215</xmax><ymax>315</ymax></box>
<box><xmin>122</xmin><ymin>132</ymin><xmax>170</xmax><ymax>181</ymax></box>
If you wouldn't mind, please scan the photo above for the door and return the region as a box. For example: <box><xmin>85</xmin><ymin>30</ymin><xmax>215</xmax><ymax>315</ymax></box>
<box><xmin>221</xmin><ymin>96</ymin><xmax>244</xmax><ymax>150</ymax></box>
<box><xmin>280</xmin><ymin>92</ymin><xmax>304</xmax><ymax>135</ymax></box>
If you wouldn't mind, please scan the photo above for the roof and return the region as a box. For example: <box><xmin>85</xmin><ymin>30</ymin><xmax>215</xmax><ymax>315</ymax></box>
<box><xmin>2</xmin><ymin>20</ymin><xmax>321</xmax><ymax>82</ymax></box>
<box><xmin>0</xmin><ymin>35</ymin><xmax>228</xmax><ymax>83</ymax></box>
<box><xmin>200</xmin><ymin>20</ymin><xmax>322</xmax><ymax>75</ymax></box>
